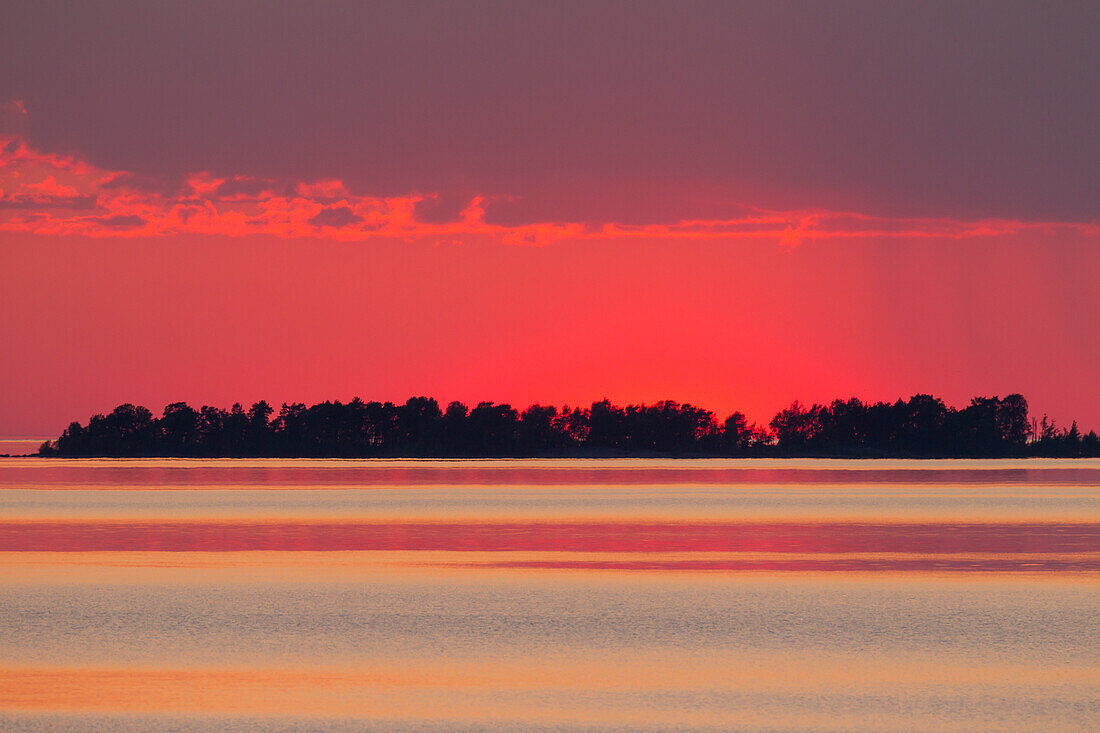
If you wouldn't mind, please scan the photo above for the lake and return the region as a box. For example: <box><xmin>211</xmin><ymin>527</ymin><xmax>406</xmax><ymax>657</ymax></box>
<box><xmin>1</xmin><ymin>457</ymin><xmax>1098</xmax><ymax>731</ymax></box>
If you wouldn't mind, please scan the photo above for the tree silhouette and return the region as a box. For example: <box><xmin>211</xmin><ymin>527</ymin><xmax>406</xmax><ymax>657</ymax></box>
<box><xmin>770</xmin><ymin>401</ymin><xmax>819</xmax><ymax>449</ymax></box>
<box><xmin>36</xmin><ymin>392</ymin><xmax>1097</xmax><ymax>458</ymax></box>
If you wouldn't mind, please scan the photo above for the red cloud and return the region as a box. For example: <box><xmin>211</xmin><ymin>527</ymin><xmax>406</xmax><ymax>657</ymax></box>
<box><xmin>1</xmin><ymin>135</ymin><xmax>1097</xmax><ymax>246</ymax></box>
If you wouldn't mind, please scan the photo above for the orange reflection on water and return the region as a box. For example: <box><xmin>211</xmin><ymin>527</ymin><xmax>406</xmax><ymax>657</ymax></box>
<box><xmin>2</xmin><ymin>459</ymin><xmax>1098</xmax><ymax>731</ymax></box>
<box><xmin>5</xmin><ymin>551</ymin><xmax>1100</xmax><ymax>588</ymax></box>
<box><xmin>3</xmin><ymin>651</ymin><xmax>1098</xmax><ymax>733</ymax></box>
<box><xmin>4</xmin><ymin>653</ymin><xmax>1098</xmax><ymax>711</ymax></box>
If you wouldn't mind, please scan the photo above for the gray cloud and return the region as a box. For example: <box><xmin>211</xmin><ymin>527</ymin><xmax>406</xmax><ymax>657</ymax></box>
<box><xmin>97</xmin><ymin>214</ymin><xmax>146</xmax><ymax>229</ymax></box>
<box><xmin>99</xmin><ymin>171</ymin><xmax>181</xmax><ymax>196</ymax></box>
<box><xmin>308</xmin><ymin>205</ymin><xmax>362</xmax><ymax>228</ymax></box>
<box><xmin>0</xmin><ymin>195</ymin><xmax>96</xmax><ymax>210</ymax></box>
<box><xmin>413</xmin><ymin>193</ymin><xmax>471</xmax><ymax>225</ymax></box>
<box><xmin>2</xmin><ymin>1</ymin><xmax>1096</xmax><ymax>223</ymax></box>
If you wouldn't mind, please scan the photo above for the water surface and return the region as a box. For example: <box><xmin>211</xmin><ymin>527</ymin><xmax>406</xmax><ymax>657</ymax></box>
<box><xmin>1</xmin><ymin>458</ymin><xmax>1098</xmax><ymax>731</ymax></box>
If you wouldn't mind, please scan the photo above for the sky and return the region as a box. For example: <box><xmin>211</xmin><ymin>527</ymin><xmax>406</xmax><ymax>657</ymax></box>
<box><xmin>1</xmin><ymin>1</ymin><xmax>1097</xmax><ymax>437</ymax></box>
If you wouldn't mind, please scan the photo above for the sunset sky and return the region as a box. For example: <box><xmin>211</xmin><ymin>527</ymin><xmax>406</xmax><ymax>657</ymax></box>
<box><xmin>1</xmin><ymin>1</ymin><xmax>1097</xmax><ymax>437</ymax></box>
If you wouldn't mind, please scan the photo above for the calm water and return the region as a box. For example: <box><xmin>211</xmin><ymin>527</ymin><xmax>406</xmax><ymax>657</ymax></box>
<box><xmin>1</xmin><ymin>458</ymin><xmax>1098</xmax><ymax>732</ymax></box>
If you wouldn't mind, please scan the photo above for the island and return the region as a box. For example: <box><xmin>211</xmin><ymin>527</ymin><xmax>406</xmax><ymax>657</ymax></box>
<box><xmin>37</xmin><ymin>394</ymin><xmax>1099</xmax><ymax>458</ymax></box>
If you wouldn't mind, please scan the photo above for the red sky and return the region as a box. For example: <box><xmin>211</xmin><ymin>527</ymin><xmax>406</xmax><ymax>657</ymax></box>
<box><xmin>1</xmin><ymin>2</ymin><xmax>1098</xmax><ymax>436</ymax></box>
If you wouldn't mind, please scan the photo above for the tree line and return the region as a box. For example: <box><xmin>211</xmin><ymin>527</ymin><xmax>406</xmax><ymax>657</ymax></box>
<box><xmin>36</xmin><ymin>393</ymin><xmax>1099</xmax><ymax>458</ymax></box>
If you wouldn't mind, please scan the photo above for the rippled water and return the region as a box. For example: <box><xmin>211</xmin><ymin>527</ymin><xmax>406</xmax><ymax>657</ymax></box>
<box><xmin>1</xmin><ymin>458</ymin><xmax>1098</xmax><ymax>731</ymax></box>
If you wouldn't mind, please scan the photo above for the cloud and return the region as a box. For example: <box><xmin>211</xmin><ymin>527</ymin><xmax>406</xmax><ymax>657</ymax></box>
<box><xmin>99</xmin><ymin>171</ymin><xmax>182</xmax><ymax>196</ymax></box>
<box><xmin>414</xmin><ymin>193</ymin><xmax>473</xmax><ymax>225</ymax></box>
<box><xmin>1</xmin><ymin>134</ymin><xmax>1097</xmax><ymax>246</ymax></box>
<box><xmin>0</xmin><ymin>195</ymin><xmax>96</xmax><ymax>211</ymax></box>
<box><xmin>210</xmin><ymin>176</ymin><xmax>296</xmax><ymax>201</ymax></box>
<box><xmin>308</xmin><ymin>205</ymin><xmax>363</xmax><ymax>229</ymax></box>
<box><xmin>96</xmin><ymin>214</ymin><xmax>147</xmax><ymax>229</ymax></box>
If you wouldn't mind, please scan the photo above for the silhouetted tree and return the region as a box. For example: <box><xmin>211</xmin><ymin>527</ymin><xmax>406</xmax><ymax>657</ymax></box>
<box><xmin>160</xmin><ymin>402</ymin><xmax>200</xmax><ymax>455</ymax></box>
<box><xmin>442</xmin><ymin>401</ymin><xmax>470</xmax><ymax>456</ymax></box>
<box><xmin>398</xmin><ymin>397</ymin><xmax>444</xmax><ymax>455</ymax></box>
<box><xmin>467</xmin><ymin>402</ymin><xmax>519</xmax><ymax>456</ymax></box>
<box><xmin>244</xmin><ymin>401</ymin><xmax>273</xmax><ymax>455</ymax></box>
<box><xmin>720</xmin><ymin>412</ymin><xmax>770</xmax><ymax>454</ymax></box>
<box><xmin>519</xmin><ymin>404</ymin><xmax>565</xmax><ymax>455</ymax></box>
<box><xmin>587</xmin><ymin>400</ymin><xmax>626</xmax><ymax>451</ymax></box>
<box><xmin>552</xmin><ymin>405</ymin><xmax>590</xmax><ymax>446</ymax></box>
<box><xmin>38</xmin><ymin>391</ymin><xmax>1096</xmax><ymax>458</ymax></box>
<box><xmin>896</xmin><ymin>394</ymin><xmax>949</xmax><ymax>454</ymax></box>
<box><xmin>770</xmin><ymin>401</ymin><xmax>820</xmax><ymax>449</ymax></box>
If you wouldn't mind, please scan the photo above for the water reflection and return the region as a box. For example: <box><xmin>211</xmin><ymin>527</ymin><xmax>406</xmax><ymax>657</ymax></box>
<box><xmin>4</xmin><ymin>457</ymin><xmax>1100</xmax><ymax>490</ymax></box>
<box><xmin>1</xmin><ymin>519</ymin><xmax>1097</xmax><ymax>557</ymax></box>
<box><xmin>0</xmin><ymin>458</ymin><xmax>1097</xmax><ymax>731</ymax></box>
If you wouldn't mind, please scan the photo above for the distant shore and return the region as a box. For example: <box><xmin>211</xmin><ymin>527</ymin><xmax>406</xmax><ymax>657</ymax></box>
<box><xmin>33</xmin><ymin>393</ymin><xmax>1099</xmax><ymax>459</ymax></box>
